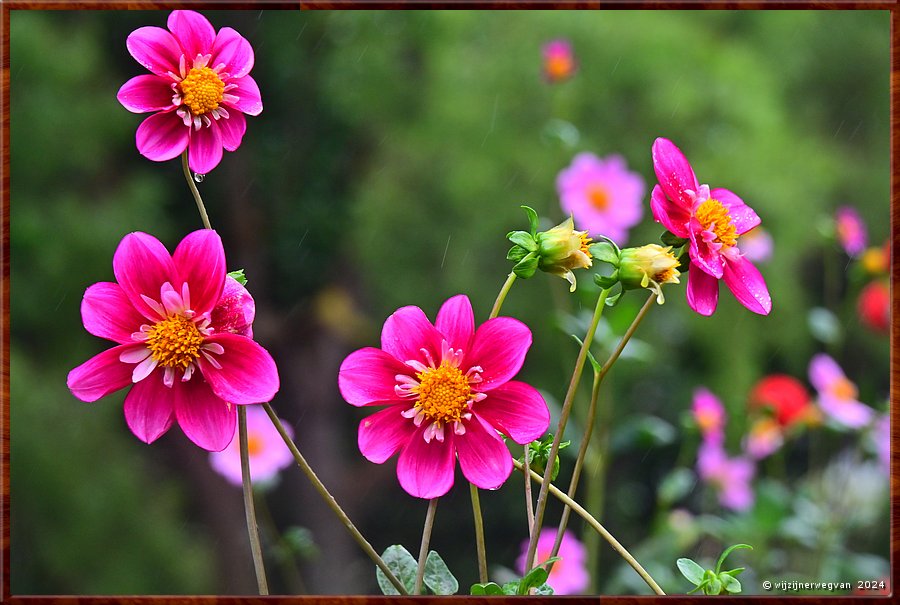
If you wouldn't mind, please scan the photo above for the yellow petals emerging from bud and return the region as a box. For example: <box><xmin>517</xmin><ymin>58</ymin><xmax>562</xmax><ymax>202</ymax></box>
<box><xmin>536</xmin><ymin>217</ymin><xmax>593</xmax><ymax>292</ymax></box>
<box><xmin>617</xmin><ymin>244</ymin><xmax>681</xmax><ymax>304</ymax></box>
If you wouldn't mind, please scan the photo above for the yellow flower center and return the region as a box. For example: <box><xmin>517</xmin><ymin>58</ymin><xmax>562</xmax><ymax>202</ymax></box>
<box><xmin>180</xmin><ymin>67</ymin><xmax>225</xmax><ymax>116</ymax></box>
<box><xmin>247</xmin><ymin>433</ymin><xmax>264</xmax><ymax>456</ymax></box>
<box><xmin>695</xmin><ymin>199</ymin><xmax>738</xmax><ymax>247</ymax></box>
<box><xmin>546</xmin><ymin>54</ymin><xmax>574</xmax><ymax>80</ymax></box>
<box><xmin>413</xmin><ymin>362</ymin><xmax>472</xmax><ymax>425</ymax></box>
<box><xmin>696</xmin><ymin>409</ymin><xmax>719</xmax><ymax>433</ymax></box>
<box><xmin>578</xmin><ymin>232</ymin><xmax>593</xmax><ymax>257</ymax></box>
<box><xmin>828</xmin><ymin>377</ymin><xmax>858</xmax><ymax>401</ymax></box>
<box><xmin>587</xmin><ymin>183</ymin><xmax>611</xmax><ymax>211</ymax></box>
<box><xmin>146</xmin><ymin>315</ymin><xmax>204</xmax><ymax>369</ymax></box>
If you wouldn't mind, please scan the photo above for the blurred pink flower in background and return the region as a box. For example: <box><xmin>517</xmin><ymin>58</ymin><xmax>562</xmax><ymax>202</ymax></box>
<box><xmin>556</xmin><ymin>152</ymin><xmax>645</xmax><ymax>244</ymax></box>
<box><xmin>67</xmin><ymin>230</ymin><xmax>279</xmax><ymax>451</ymax></box>
<box><xmin>650</xmin><ymin>137</ymin><xmax>771</xmax><ymax>316</ymax></box>
<box><xmin>542</xmin><ymin>39</ymin><xmax>577</xmax><ymax>83</ymax></box>
<box><xmin>834</xmin><ymin>205</ymin><xmax>867</xmax><ymax>257</ymax></box>
<box><xmin>692</xmin><ymin>387</ymin><xmax>726</xmax><ymax>444</ymax></box>
<box><xmin>808</xmin><ymin>354</ymin><xmax>873</xmax><ymax>429</ymax></box>
<box><xmin>210</xmin><ymin>405</ymin><xmax>294</xmax><ymax>486</ymax></box>
<box><xmin>516</xmin><ymin>528</ymin><xmax>590</xmax><ymax>595</ymax></box>
<box><xmin>697</xmin><ymin>440</ymin><xmax>755</xmax><ymax>511</ymax></box>
<box><xmin>744</xmin><ymin>417</ymin><xmax>784</xmax><ymax>459</ymax></box>
<box><xmin>117</xmin><ymin>10</ymin><xmax>263</xmax><ymax>174</ymax></box>
<box><xmin>736</xmin><ymin>226</ymin><xmax>773</xmax><ymax>263</ymax></box>
<box><xmin>338</xmin><ymin>295</ymin><xmax>549</xmax><ymax>499</ymax></box>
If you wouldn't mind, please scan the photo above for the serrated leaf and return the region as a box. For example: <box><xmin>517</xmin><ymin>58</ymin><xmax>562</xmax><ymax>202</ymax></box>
<box><xmin>521</xmin><ymin>205</ymin><xmax>539</xmax><ymax>236</ymax></box>
<box><xmin>676</xmin><ymin>558</ymin><xmax>706</xmax><ymax>586</ymax></box>
<box><xmin>507</xmin><ymin>245</ymin><xmax>529</xmax><ymax>263</ymax></box>
<box><xmin>661</xmin><ymin>231</ymin><xmax>688</xmax><ymax>247</ymax></box>
<box><xmin>375</xmin><ymin>545</ymin><xmax>417</xmax><ymax>595</ymax></box>
<box><xmin>470</xmin><ymin>582</ymin><xmax>504</xmax><ymax>595</ymax></box>
<box><xmin>588</xmin><ymin>242</ymin><xmax>619</xmax><ymax>265</ymax></box>
<box><xmin>508</xmin><ymin>230</ymin><xmax>538</xmax><ymax>252</ymax></box>
<box><xmin>715</xmin><ymin>543</ymin><xmax>752</xmax><ymax>574</ymax></box>
<box><xmin>720</xmin><ymin>573</ymin><xmax>742</xmax><ymax>593</ymax></box>
<box><xmin>227</xmin><ymin>269</ymin><xmax>248</xmax><ymax>286</ymax></box>
<box><xmin>513</xmin><ymin>254</ymin><xmax>539</xmax><ymax>279</ymax></box>
<box><xmin>423</xmin><ymin>550</ymin><xmax>458</xmax><ymax>595</ymax></box>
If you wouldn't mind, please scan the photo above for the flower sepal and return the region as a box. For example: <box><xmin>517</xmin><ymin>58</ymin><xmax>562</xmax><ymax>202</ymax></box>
<box><xmin>521</xmin><ymin>433</ymin><xmax>571</xmax><ymax>481</ymax></box>
<box><xmin>660</xmin><ymin>229</ymin><xmax>689</xmax><ymax>248</ymax></box>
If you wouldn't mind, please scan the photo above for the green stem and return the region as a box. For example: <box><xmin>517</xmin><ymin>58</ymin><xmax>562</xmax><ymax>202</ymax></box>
<box><xmin>513</xmin><ymin>459</ymin><xmax>665</xmax><ymax>595</ymax></box>
<box><xmin>181</xmin><ymin>151</ymin><xmax>211</xmax><ymax>230</ymax></box>
<box><xmin>489</xmin><ymin>271</ymin><xmax>518</xmax><ymax>319</ymax></box>
<box><xmin>414</xmin><ymin>499</ymin><xmax>439</xmax><ymax>595</ymax></box>
<box><xmin>261</xmin><ymin>403</ymin><xmax>408</xmax><ymax>595</ymax></box>
<box><xmin>469</xmin><ymin>483</ymin><xmax>488</xmax><ymax>583</ymax></box>
<box><xmin>598</xmin><ymin>292</ymin><xmax>656</xmax><ymax>380</ymax></box>
<box><xmin>238</xmin><ymin>407</ymin><xmax>269</xmax><ymax>594</ymax></box>
<box><xmin>524</xmin><ymin>288</ymin><xmax>610</xmax><ymax>572</ymax></box>
<box><xmin>523</xmin><ymin>448</ymin><xmax>535</xmax><ymax>543</ymax></box>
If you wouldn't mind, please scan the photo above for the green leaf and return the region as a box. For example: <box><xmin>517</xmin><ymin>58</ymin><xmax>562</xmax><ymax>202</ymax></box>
<box><xmin>594</xmin><ymin>273</ymin><xmax>619</xmax><ymax>289</ymax></box>
<box><xmin>507</xmin><ymin>245</ymin><xmax>529</xmax><ymax>263</ymax></box>
<box><xmin>518</xmin><ymin>563</ymin><xmax>554</xmax><ymax>594</ymax></box>
<box><xmin>723</xmin><ymin>567</ymin><xmax>746</xmax><ymax>577</ymax></box>
<box><xmin>661</xmin><ymin>230</ymin><xmax>688</xmax><ymax>247</ymax></box>
<box><xmin>470</xmin><ymin>582</ymin><xmax>504</xmax><ymax>595</ymax></box>
<box><xmin>588</xmin><ymin>241</ymin><xmax>619</xmax><ymax>265</ymax></box>
<box><xmin>227</xmin><ymin>269</ymin><xmax>248</xmax><ymax>286</ymax></box>
<box><xmin>502</xmin><ymin>581</ymin><xmax>520</xmax><ymax>595</ymax></box>
<box><xmin>533</xmin><ymin>583</ymin><xmax>555</xmax><ymax>595</ymax></box>
<box><xmin>604</xmin><ymin>289</ymin><xmax>623</xmax><ymax>306</ymax></box>
<box><xmin>521</xmin><ymin>205</ymin><xmax>539</xmax><ymax>237</ymax></box>
<box><xmin>715</xmin><ymin>543</ymin><xmax>752</xmax><ymax>574</ymax></box>
<box><xmin>676</xmin><ymin>557</ymin><xmax>706</xmax><ymax>586</ymax></box>
<box><xmin>720</xmin><ymin>573</ymin><xmax>742</xmax><ymax>593</ymax></box>
<box><xmin>571</xmin><ymin>335</ymin><xmax>602</xmax><ymax>374</ymax></box>
<box><xmin>593</xmin><ymin>235</ymin><xmax>621</xmax><ymax>255</ymax></box>
<box><xmin>423</xmin><ymin>550</ymin><xmax>458</xmax><ymax>595</ymax></box>
<box><xmin>705</xmin><ymin>576</ymin><xmax>723</xmax><ymax>595</ymax></box>
<box><xmin>375</xmin><ymin>545</ymin><xmax>418</xmax><ymax>595</ymax></box>
<box><xmin>507</xmin><ymin>230</ymin><xmax>538</xmax><ymax>252</ymax></box>
<box><xmin>512</xmin><ymin>254</ymin><xmax>539</xmax><ymax>279</ymax></box>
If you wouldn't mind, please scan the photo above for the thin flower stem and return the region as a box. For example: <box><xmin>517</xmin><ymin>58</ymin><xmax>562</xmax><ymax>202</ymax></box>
<box><xmin>513</xmin><ymin>459</ymin><xmax>665</xmax><ymax>595</ymax></box>
<box><xmin>524</xmin><ymin>288</ymin><xmax>609</xmax><ymax>573</ymax></box>
<box><xmin>523</xmin><ymin>448</ymin><xmax>535</xmax><ymax>542</ymax></box>
<box><xmin>489</xmin><ymin>271</ymin><xmax>518</xmax><ymax>319</ymax></box>
<box><xmin>238</xmin><ymin>406</ymin><xmax>269</xmax><ymax>595</ymax></box>
<box><xmin>469</xmin><ymin>483</ymin><xmax>488</xmax><ymax>583</ymax></box>
<box><xmin>549</xmin><ymin>291</ymin><xmax>656</xmax><ymax>561</ymax></box>
<box><xmin>181</xmin><ymin>150</ymin><xmax>211</xmax><ymax>230</ymax></box>
<box><xmin>261</xmin><ymin>403</ymin><xmax>408</xmax><ymax>595</ymax></box>
<box><xmin>414</xmin><ymin>499</ymin><xmax>439</xmax><ymax>595</ymax></box>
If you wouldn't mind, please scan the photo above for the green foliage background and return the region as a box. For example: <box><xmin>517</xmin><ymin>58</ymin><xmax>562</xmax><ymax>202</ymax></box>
<box><xmin>9</xmin><ymin>10</ymin><xmax>889</xmax><ymax>595</ymax></box>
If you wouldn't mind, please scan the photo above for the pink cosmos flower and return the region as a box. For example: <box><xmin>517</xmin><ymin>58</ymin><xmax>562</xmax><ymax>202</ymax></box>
<box><xmin>744</xmin><ymin>417</ymin><xmax>784</xmax><ymax>460</ymax></box>
<box><xmin>67</xmin><ymin>230</ymin><xmax>279</xmax><ymax>451</ymax></box>
<box><xmin>736</xmin><ymin>226</ymin><xmax>773</xmax><ymax>263</ymax></box>
<box><xmin>556</xmin><ymin>152</ymin><xmax>645</xmax><ymax>244</ymax></box>
<box><xmin>835</xmin><ymin>205</ymin><xmax>867</xmax><ymax>257</ymax></box>
<box><xmin>650</xmin><ymin>138</ymin><xmax>772</xmax><ymax>316</ymax></box>
<box><xmin>209</xmin><ymin>405</ymin><xmax>294</xmax><ymax>485</ymax></box>
<box><xmin>808</xmin><ymin>354</ymin><xmax>873</xmax><ymax>429</ymax></box>
<box><xmin>692</xmin><ymin>387</ymin><xmax>726</xmax><ymax>444</ymax></box>
<box><xmin>338</xmin><ymin>295</ymin><xmax>550</xmax><ymax>499</ymax></box>
<box><xmin>117</xmin><ymin>10</ymin><xmax>262</xmax><ymax>174</ymax></box>
<box><xmin>516</xmin><ymin>528</ymin><xmax>589</xmax><ymax>595</ymax></box>
<box><xmin>697</xmin><ymin>440</ymin><xmax>755</xmax><ymax>511</ymax></box>
<box><xmin>542</xmin><ymin>40</ymin><xmax>577</xmax><ymax>83</ymax></box>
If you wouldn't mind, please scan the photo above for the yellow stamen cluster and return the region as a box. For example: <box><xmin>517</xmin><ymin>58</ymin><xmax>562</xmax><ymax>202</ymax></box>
<box><xmin>587</xmin><ymin>184</ymin><xmax>611</xmax><ymax>211</ymax></box>
<box><xmin>247</xmin><ymin>434</ymin><xmax>264</xmax><ymax>456</ymax></box>
<box><xmin>413</xmin><ymin>362</ymin><xmax>472</xmax><ymax>425</ymax></box>
<box><xmin>180</xmin><ymin>67</ymin><xmax>225</xmax><ymax>116</ymax></box>
<box><xmin>829</xmin><ymin>377</ymin><xmax>858</xmax><ymax>401</ymax></box>
<box><xmin>695</xmin><ymin>199</ymin><xmax>738</xmax><ymax>247</ymax></box>
<box><xmin>578</xmin><ymin>232</ymin><xmax>593</xmax><ymax>257</ymax></box>
<box><xmin>146</xmin><ymin>315</ymin><xmax>204</xmax><ymax>369</ymax></box>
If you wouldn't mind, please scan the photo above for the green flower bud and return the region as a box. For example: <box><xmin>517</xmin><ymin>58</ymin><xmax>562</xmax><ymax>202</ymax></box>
<box><xmin>617</xmin><ymin>244</ymin><xmax>681</xmax><ymax>304</ymax></box>
<box><xmin>535</xmin><ymin>217</ymin><xmax>593</xmax><ymax>292</ymax></box>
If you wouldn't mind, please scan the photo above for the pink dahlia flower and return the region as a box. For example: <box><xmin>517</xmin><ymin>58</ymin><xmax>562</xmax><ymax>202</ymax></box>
<box><xmin>692</xmin><ymin>387</ymin><xmax>726</xmax><ymax>444</ymax></box>
<box><xmin>808</xmin><ymin>353</ymin><xmax>873</xmax><ymax>429</ymax></box>
<box><xmin>697</xmin><ymin>440</ymin><xmax>755</xmax><ymax>511</ymax></box>
<box><xmin>650</xmin><ymin>138</ymin><xmax>771</xmax><ymax>316</ymax></box>
<box><xmin>209</xmin><ymin>405</ymin><xmax>294</xmax><ymax>486</ymax></box>
<box><xmin>67</xmin><ymin>230</ymin><xmax>279</xmax><ymax>451</ymax></box>
<box><xmin>835</xmin><ymin>205</ymin><xmax>867</xmax><ymax>257</ymax></box>
<box><xmin>542</xmin><ymin>39</ymin><xmax>577</xmax><ymax>83</ymax></box>
<box><xmin>516</xmin><ymin>528</ymin><xmax>589</xmax><ymax>595</ymax></box>
<box><xmin>117</xmin><ymin>10</ymin><xmax>262</xmax><ymax>174</ymax></box>
<box><xmin>557</xmin><ymin>152</ymin><xmax>645</xmax><ymax>245</ymax></box>
<box><xmin>338</xmin><ymin>295</ymin><xmax>550</xmax><ymax>499</ymax></box>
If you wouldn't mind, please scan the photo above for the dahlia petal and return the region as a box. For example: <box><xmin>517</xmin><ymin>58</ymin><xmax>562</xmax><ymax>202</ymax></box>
<box><xmin>710</xmin><ymin>188</ymin><xmax>761</xmax><ymax>235</ymax></box>
<box><xmin>217</xmin><ymin>111</ymin><xmax>247</xmax><ymax>152</ymax></box>
<box><xmin>172</xmin><ymin>230</ymin><xmax>226</xmax><ymax>316</ymax></box>
<box><xmin>113</xmin><ymin>231</ymin><xmax>179</xmax><ymax>321</ymax></box>
<box><xmin>650</xmin><ymin>185</ymin><xmax>691</xmax><ymax>238</ymax></box>
<box><xmin>381</xmin><ymin>306</ymin><xmax>443</xmax><ymax>367</ymax></box>
<box><xmin>687</xmin><ymin>218</ymin><xmax>725</xmax><ymax>279</ymax></box>
<box><xmin>455</xmin><ymin>415</ymin><xmax>514</xmax><ymax>490</ymax></box>
<box><xmin>123</xmin><ymin>373</ymin><xmax>176</xmax><ymax>443</ymax></box>
<box><xmin>396</xmin><ymin>427</ymin><xmax>456</xmax><ymax>499</ymax></box>
<box><xmin>224</xmin><ymin>75</ymin><xmax>263</xmax><ymax>116</ymax></box>
<box><xmin>686</xmin><ymin>263</ymin><xmax>719</xmax><ymax>316</ymax></box>
<box><xmin>722</xmin><ymin>255</ymin><xmax>772</xmax><ymax>315</ymax></box>
<box><xmin>81</xmin><ymin>282</ymin><xmax>147</xmax><ymax>344</ymax></box>
<box><xmin>67</xmin><ymin>345</ymin><xmax>135</xmax><ymax>402</ymax></box>
<box><xmin>473</xmin><ymin>381</ymin><xmax>549</xmax><ymax>444</ymax></box>
<box><xmin>358</xmin><ymin>405</ymin><xmax>418</xmax><ymax>464</ymax></box>
<box><xmin>651</xmin><ymin>137</ymin><xmax>700</xmax><ymax>210</ymax></box>
<box><xmin>211</xmin><ymin>27</ymin><xmax>255</xmax><ymax>79</ymax></box>
<box><xmin>167</xmin><ymin>10</ymin><xmax>216</xmax><ymax>60</ymax></box>
<box><xmin>198</xmin><ymin>333</ymin><xmax>279</xmax><ymax>405</ymax></box>
<box><xmin>174</xmin><ymin>378</ymin><xmax>237</xmax><ymax>451</ymax></box>
<box><xmin>117</xmin><ymin>75</ymin><xmax>176</xmax><ymax>113</ymax></box>
<box><xmin>808</xmin><ymin>353</ymin><xmax>844</xmax><ymax>393</ymax></box>
<box><xmin>818</xmin><ymin>394</ymin><xmax>873</xmax><ymax>428</ymax></box>
<box><xmin>467</xmin><ymin>317</ymin><xmax>532</xmax><ymax>391</ymax></box>
<box><xmin>338</xmin><ymin>347</ymin><xmax>411</xmax><ymax>406</ymax></box>
<box><xmin>188</xmin><ymin>121</ymin><xmax>224</xmax><ymax>174</ymax></box>
<box><xmin>126</xmin><ymin>26</ymin><xmax>183</xmax><ymax>77</ymax></box>
<box><xmin>135</xmin><ymin>111</ymin><xmax>190</xmax><ymax>162</ymax></box>
<box><xmin>435</xmin><ymin>294</ymin><xmax>475</xmax><ymax>352</ymax></box>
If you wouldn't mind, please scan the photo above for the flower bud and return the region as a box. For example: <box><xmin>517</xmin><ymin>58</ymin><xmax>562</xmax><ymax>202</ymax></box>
<box><xmin>535</xmin><ymin>217</ymin><xmax>593</xmax><ymax>292</ymax></box>
<box><xmin>617</xmin><ymin>244</ymin><xmax>681</xmax><ymax>304</ymax></box>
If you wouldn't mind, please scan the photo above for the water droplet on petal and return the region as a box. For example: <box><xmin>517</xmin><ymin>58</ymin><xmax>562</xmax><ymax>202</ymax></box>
<box><xmin>194</xmin><ymin>173</ymin><xmax>205</xmax><ymax>183</ymax></box>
